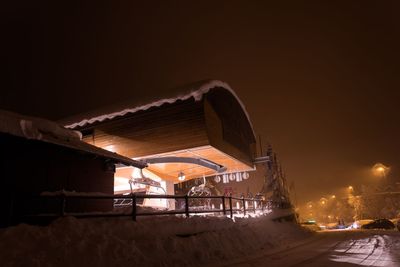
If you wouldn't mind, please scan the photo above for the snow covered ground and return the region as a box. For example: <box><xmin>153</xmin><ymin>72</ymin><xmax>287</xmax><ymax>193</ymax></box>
<box><xmin>220</xmin><ymin>229</ymin><xmax>400</xmax><ymax>267</ymax></box>
<box><xmin>0</xmin><ymin>212</ymin><xmax>310</xmax><ymax>266</ymax></box>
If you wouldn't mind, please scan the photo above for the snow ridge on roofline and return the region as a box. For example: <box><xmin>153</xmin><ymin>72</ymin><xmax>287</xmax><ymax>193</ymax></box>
<box><xmin>0</xmin><ymin>109</ymin><xmax>146</xmax><ymax>169</ymax></box>
<box><xmin>65</xmin><ymin>80</ymin><xmax>256</xmax><ymax>139</ymax></box>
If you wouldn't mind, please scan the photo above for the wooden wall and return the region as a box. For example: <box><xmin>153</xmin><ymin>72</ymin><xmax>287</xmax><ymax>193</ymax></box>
<box><xmin>0</xmin><ymin>133</ymin><xmax>115</xmax><ymax>226</ymax></box>
<box><xmin>80</xmin><ymin>99</ymin><xmax>210</xmax><ymax>158</ymax></box>
<box><xmin>76</xmin><ymin>88</ymin><xmax>256</xmax><ymax>168</ymax></box>
<box><xmin>204</xmin><ymin>88</ymin><xmax>256</xmax><ymax>167</ymax></box>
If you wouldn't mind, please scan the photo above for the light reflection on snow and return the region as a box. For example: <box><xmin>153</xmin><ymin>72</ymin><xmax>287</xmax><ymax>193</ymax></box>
<box><xmin>192</xmin><ymin>209</ymin><xmax>273</xmax><ymax>221</ymax></box>
<box><xmin>330</xmin><ymin>235</ymin><xmax>395</xmax><ymax>266</ymax></box>
<box><xmin>230</xmin><ymin>209</ymin><xmax>273</xmax><ymax>221</ymax></box>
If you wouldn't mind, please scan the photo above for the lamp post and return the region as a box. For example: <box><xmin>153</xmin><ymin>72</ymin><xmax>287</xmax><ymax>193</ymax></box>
<box><xmin>347</xmin><ymin>186</ymin><xmax>354</xmax><ymax>194</ymax></box>
<box><xmin>372</xmin><ymin>163</ymin><xmax>389</xmax><ymax>185</ymax></box>
<box><xmin>320</xmin><ymin>197</ymin><xmax>327</xmax><ymax>206</ymax></box>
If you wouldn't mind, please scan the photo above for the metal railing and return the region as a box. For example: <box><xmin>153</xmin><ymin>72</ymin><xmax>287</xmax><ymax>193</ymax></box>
<box><xmin>14</xmin><ymin>193</ymin><xmax>266</xmax><ymax>222</ymax></box>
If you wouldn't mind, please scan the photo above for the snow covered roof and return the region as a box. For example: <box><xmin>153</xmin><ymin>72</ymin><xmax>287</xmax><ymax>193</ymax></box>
<box><xmin>0</xmin><ymin>110</ymin><xmax>146</xmax><ymax>168</ymax></box>
<box><xmin>61</xmin><ymin>80</ymin><xmax>255</xmax><ymax>138</ymax></box>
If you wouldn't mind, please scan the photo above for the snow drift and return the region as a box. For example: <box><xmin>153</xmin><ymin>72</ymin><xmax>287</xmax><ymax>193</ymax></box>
<box><xmin>0</xmin><ymin>214</ymin><xmax>310</xmax><ymax>267</ymax></box>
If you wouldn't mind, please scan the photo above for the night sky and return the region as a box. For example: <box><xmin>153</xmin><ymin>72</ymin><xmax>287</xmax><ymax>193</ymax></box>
<box><xmin>1</xmin><ymin>1</ymin><xmax>399</xmax><ymax>204</ymax></box>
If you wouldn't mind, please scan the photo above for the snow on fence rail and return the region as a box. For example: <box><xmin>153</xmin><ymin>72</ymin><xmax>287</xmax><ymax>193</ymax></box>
<box><xmin>13</xmin><ymin>194</ymin><xmax>267</xmax><ymax>223</ymax></box>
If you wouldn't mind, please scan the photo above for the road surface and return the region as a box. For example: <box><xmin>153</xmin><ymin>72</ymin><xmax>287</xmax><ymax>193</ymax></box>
<box><xmin>220</xmin><ymin>230</ymin><xmax>400</xmax><ymax>267</ymax></box>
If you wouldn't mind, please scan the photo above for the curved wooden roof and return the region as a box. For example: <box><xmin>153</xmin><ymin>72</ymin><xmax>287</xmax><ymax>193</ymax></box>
<box><xmin>62</xmin><ymin>80</ymin><xmax>257</xmax><ymax>182</ymax></box>
<box><xmin>62</xmin><ymin>80</ymin><xmax>255</xmax><ymax>140</ymax></box>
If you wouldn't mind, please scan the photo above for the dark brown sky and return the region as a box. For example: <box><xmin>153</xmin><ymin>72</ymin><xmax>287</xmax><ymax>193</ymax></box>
<box><xmin>1</xmin><ymin>1</ymin><xmax>399</xmax><ymax>204</ymax></box>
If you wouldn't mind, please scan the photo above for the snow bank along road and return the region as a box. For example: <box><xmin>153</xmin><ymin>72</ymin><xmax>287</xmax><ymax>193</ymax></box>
<box><xmin>1</xmin><ymin>215</ymin><xmax>399</xmax><ymax>266</ymax></box>
<box><xmin>219</xmin><ymin>230</ymin><xmax>400</xmax><ymax>267</ymax></box>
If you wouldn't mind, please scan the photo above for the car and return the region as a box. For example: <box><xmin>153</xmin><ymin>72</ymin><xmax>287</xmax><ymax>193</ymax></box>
<box><xmin>361</xmin><ymin>219</ymin><xmax>395</xmax><ymax>230</ymax></box>
<box><xmin>351</xmin><ymin>219</ymin><xmax>374</xmax><ymax>229</ymax></box>
<box><xmin>325</xmin><ymin>222</ymin><xmax>346</xmax><ymax>230</ymax></box>
<box><xmin>300</xmin><ymin>220</ymin><xmax>321</xmax><ymax>231</ymax></box>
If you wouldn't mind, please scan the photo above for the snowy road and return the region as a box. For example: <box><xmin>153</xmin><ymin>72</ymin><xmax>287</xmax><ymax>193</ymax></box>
<box><xmin>218</xmin><ymin>230</ymin><xmax>400</xmax><ymax>267</ymax></box>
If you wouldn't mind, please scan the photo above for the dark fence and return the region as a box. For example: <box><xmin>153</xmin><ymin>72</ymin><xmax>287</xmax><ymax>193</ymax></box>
<box><xmin>12</xmin><ymin>193</ymin><xmax>266</xmax><ymax>223</ymax></box>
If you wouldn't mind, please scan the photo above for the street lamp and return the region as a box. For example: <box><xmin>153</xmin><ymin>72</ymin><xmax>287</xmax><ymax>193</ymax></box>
<box><xmin>372</xmin><ymin>163</ymin><xmax>389</xmax><ymax>184</ymax></box>
<box><xmin>348</xmin><ymin>186</ymin><xmax>353</xmax><ymax>193</ymax></box>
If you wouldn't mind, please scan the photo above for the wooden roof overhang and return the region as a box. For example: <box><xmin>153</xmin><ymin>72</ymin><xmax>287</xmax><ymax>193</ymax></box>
<box><xmin>137</xmin><ymin>146</ymin><xmax>253</xmax><ymax>183</ymax></box>
<box><xmin>63</xmin><ymin>80</ymin><xmax>257</xmax><ymax>183</ymax></box>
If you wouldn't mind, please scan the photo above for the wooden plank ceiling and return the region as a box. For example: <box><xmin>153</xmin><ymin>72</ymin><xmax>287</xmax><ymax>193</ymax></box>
<box><xmin>136</xmin><ymin>145</ymin><xmax>254</xmax><ymax>183</ymax></box>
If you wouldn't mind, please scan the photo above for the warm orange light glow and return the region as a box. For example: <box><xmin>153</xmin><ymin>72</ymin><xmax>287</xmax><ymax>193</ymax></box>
<box><xmin>104</xmin><ymin>145</ymin><xmax>115</xmax><ymax>152</ymax></box>
<box><xmin>178</xmin><ymin>171</ymin><xmax>186</xmax><ymax>181</ymax></box>
<box><xmin>372</xmin><ymin>163</ymin><xmax>389</xmax><ymax>178</ymax></box>
<box><xmin>348</xmin><ymin>186</ymin><xmax>353</xmax><ymax>191</ymax></box>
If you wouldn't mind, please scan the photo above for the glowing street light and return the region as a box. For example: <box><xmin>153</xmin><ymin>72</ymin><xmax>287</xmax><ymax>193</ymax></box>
<box><xmin>372</xmin><ymin>163</ymin><xmax>389</xmax><ymax>181</ymax></box>
<box><xmin>377</xmin><ymin>166</ymin><xmax>385</xmax><ymax>173</ymax></box>
<box><xmin>348</xmin><ymin>186</ymin><xmax>353</xmax><ymax>192</ymax></box>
